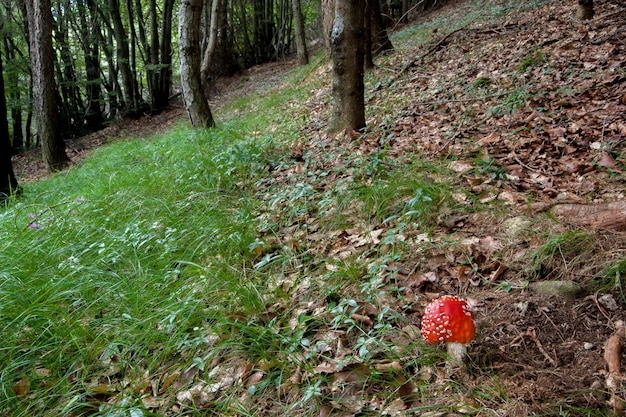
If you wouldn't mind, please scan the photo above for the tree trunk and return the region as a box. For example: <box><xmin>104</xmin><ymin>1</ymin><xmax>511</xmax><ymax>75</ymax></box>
<box><xmin>577</xmin><ymin>0</ymin><xmax>593</xmax><ymax>20</ymax></box>
<box><xmin>553</xmin><ymin>202</ymin><xmax>626</xmax><ymax>231</ymax></box>
<box><xmin>0</xmin><ymin>51</ymin><xmax>19</xmax><ymax>198</ymax></box>
<box><xmin>179</xmin><ymin>0</ymin><xmax>215</xmax><ymax>128</ymax></box>
<box><xmin>108</xmin><ymin>0</ymin><xmax>140</xmax><ymax>114</ymax></box>
<box><xmin>201</xmin><ymin>0</ymin><xmax>221</xmax><ymax>95</ymax></box>
<box><xmin>321</xmin><ymin>0</ymin><xmax>334</xmax><ymax>52</ymax></box>
<box><xmin>140</xmin><ymin>0</ymin><xmax>174</xmax><ymax>111</ymax></box>
<box><xmin>79</xmin><ymin>0</ymin><xmax>104</xmax><ymax>131</ymax></box>
<box><xmin>364</xmin><ymin>0</ymin><xmax>373</xmax><ymax>69</ymax></box>
<box><xmin>24</xmin><ymin>0</ymin><xmax>69</xmax><ymax>171</ymax></box>
<box><xmin>330</xmin><ymin>0</ymin><xmax>366</xmax><ymax>132</ymax></box>
<box><xmin>55</xmin><ymin>0</ymin><xmax>86</xmax><ymax>136</ymax></box>
<box><xmin>158</xmin><ymin>0</ymin><xmax>175</xmax><ymax>108</ymax></box>
<box><xmin>370</xmin><ymin>0</ymin><xmax>393</xmax><ymax>55</ymax></box>
<box><xmin>1</xmin><ymin>35</ymin><xmax>24</xmax><ymax>151</ymax></box>
<box><xmin>292</xmin><ymin>0</ymin><xmax>308</xmax><ymax>65</ymax></box>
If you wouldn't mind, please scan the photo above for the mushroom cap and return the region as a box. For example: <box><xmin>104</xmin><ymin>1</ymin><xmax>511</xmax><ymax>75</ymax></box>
<box><xmin>421</xmin><ymin>295</ymin><xmax>475</xmax><ymax>344</ymax></box>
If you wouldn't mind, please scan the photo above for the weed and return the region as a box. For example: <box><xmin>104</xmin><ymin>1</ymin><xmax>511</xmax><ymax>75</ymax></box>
<box><xmin>519</xmin><ymin>49</ymin><xmax>547</xmax><ymax>73</ymax></box>
<box><xmin>530</xmin><ymin>230</ymin><xmax>595</xmax><ymax>280</ymax></box>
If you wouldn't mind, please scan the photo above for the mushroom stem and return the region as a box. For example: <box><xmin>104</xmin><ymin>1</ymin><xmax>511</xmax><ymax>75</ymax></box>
<box><xmin>446</xmin><ymin>342</ymin><xmax>468</xmax><ymax>364</ymax></box>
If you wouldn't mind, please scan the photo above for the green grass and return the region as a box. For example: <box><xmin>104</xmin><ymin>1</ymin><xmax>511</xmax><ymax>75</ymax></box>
<box><xmin>1</xmin><ymin>71</ymin><xmax>435</xmax><ymax>415</ymax></box>
<box><xmin>0</xmin><ymin>126</ymin><xmax>268</xmax><ymax>415</ymax></box>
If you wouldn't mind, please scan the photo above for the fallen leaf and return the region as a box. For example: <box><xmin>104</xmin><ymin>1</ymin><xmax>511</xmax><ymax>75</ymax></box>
<box><xmin>12</xmin><ymin>378</ymin><xmax>30</xmax><ymax>397</ymax></box>
<box><xmin>477</xmin><ymin>132</ymin><xmax>500</xmax><ymax>145</ymax></box>
<box><xmin>597</xmin><ymin>152</ymin><xmax>617</xmax><ymax>169</ymax></box>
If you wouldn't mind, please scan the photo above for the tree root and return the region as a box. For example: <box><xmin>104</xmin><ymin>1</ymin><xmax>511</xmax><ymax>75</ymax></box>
<box><xmin>604</xmin><ymin>320</ymin><xmax>625</xmax><ymax>415</ymax></box>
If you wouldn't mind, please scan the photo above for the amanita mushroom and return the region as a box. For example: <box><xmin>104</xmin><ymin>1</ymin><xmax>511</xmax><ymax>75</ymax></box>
<box><xmin>421</xmin><ymin>295</ymin><xmax>475</xmax><ymax>363</ymax></box>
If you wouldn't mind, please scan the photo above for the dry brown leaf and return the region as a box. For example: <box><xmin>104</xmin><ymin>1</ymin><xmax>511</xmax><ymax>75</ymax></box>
<box><xmin>400</xmin><ymin>271</ymin><xmax>437</xmax><ymax>290</ymax></box>
<box><xmin>313</xmin><ymin>362</ymin><xmax>338</xmax><ymax>374</ymax></box>
<box><xmin>350</xmin><ymin>313</ymin><xmax>373</xmax><ymax>326</ymax></box>
<box><xmin>449</xmin><ymin>160</ymin><xmax>474</xmax><ymax>173</ymax></box>
<box><xmin>246</xmin><ymin>370</ymin><xmax>265</xmax><ymax>387</ymax></box>
<box><xmin>87</xmin><ymin>383</ymin><xmax>117</xmax><ymax>395</ymax></box>
<box><xmin>477</xmin><ymin>132</ymin><xmax>500</xmax><ymax>146</ymax></box>
<box><xmin>141</xmin><ymin>396</ymin><xmax>168</xmax><ymax>409</ymax></box>
<box><xmin>597</xmin><ymin>152</ymin><xmax>617</xmax><ymax>169</ymax></box>
<box><xmin>12</xmin><ymin>378</ymin><xmax>30</xmax><ymax>397</ymax></box>
<box><xmin>374</xmin><ymin>360</ymin><xmax>403</xmax><ymax>372</ymax></box>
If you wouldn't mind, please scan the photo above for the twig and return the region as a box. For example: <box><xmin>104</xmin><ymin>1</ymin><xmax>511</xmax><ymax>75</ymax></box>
<box><xmin>390</xmin><ymin>0</ymin><xmax>428</xmax><ymax>32</ymax></box>
<box><xmin>388</xmin><ymin>22</ymin><xmax>522</xmax><ymax>89</ymax></box>
<box><xmin>388</xmin><ymin>25</ymin><xmax>469</xmax><ymax>88</ymax></box>
<box><xmin>526</xmin><ymin>327</ymin><xmax>557</xmax><ymax>367</ymax></box>
<box><xmin>509</xmin><ymin>327</ymin><xmax>557</xmax><ymax>367</ymax></box>
<box><xmin>430</xmin><ymin>118</ymin><xmax>465</xmax><ymax>156</ymax></box>
<box><xmin>512</xmin><ymin>151</ymin><xmax>543</xmax><ymax>173</ymax></box>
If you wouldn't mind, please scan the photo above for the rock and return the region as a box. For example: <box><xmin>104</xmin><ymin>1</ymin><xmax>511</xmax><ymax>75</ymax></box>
<box><xmin>529</xmin><ymin>280</ymin><xmax>584</xmax><ymax>299</ymax></box>
<box><xmin>503</xmin><ymin>216</ymin><xmax>532</xmax><ymax>237</ymax></box>
<box><xmin>599</xmin><ymin>294</ymin><xmax>618</xmax><ymax>311</ymax></box>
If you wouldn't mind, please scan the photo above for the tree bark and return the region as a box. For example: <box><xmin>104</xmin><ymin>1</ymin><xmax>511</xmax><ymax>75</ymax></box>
<box><xmin>577</xmin><ymin>0</ymin><xmax>594</xmax><ymax>20</ymax></box>
<box><xmin>0</xmin><ymin>51</ymin><xmax>19</xmax><ymax>198</ymax></box>
<box><xmin>23</xmin><ymin>0</ymin><xmax>69</xmax><ymax>171</ymax></box>
<box><xmin>321</xmin><ymin>0</ymin><xmax>334</xmax><ymax>52</ymax></box>
<box><xmin>292</xmin><ymin>0</ymin><xmax>308</xmax><ymax>65</ymax></box>
<box><xmin>364</xmin><ymin>0</ymin><xmax>373</xmax><ymax>69</ymax></box>
<box><xmin>108</xmin><ymin>0</ymin><xmax>141</xmax><ymax>114</ymax></box>
<box><xmin>0</xmin><ymin>6</ymin><xmax>24</xmax><ymax>150</ymax></box>
<box><xmin>370</xmin><ymin>0</ymin><xmax>393</xmax><ymax>55</ymax></box>
<box><xmin>552</xmin><ymin>202</ymin><xmax>626</xmax><ymax>231</ymax></box>
<box><xmin>56</xmin><ymin>0</ymin><xmax>86</xmax><ymax>136</ymax></box>
<box><xmin>179</xmin><ymin>0</ymin><xmax>215</xmax><ymax>128</ymax></box>
<box><xmin>139</xmin><ymin>0</ymin><xmax>174</xmax><ymax>111</ymax></box>
<box><xmin>79</xmin><ymin>0</ymin><xmax>104</xmax><ymax>131</ymax></box>
<box><xmin>158</xmin><ymin>0</ymin><xmax>175</xmax><ymax>108</ymax></box>
<box><xmin>330</xmin><ymin>0</ymin><xmax>366</xmax><ymax>132</ymax></box>
<box><xmin>201</xmin><ymin>0</ymin><xmax>221</xmax><ymax>95</ymax></box>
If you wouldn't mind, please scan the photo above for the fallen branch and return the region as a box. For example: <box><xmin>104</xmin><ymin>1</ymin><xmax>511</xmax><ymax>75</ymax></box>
<box><xmin>552</xmin><ymin>201</ymin><xmax>626</xmax><ymax>231</ymax></box>
<box><xmin>388</xmin><ymin>23</ymin><xmax>522</xmax><ymax>88</ymax></box>
<box><xmin>388</xmin><ymin>26</ymin><xmax>469</xmax><ymax>87</ymax></box>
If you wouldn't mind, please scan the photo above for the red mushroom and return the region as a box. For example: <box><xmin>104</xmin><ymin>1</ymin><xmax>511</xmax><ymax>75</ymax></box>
<box><xmin>421</xmin><ymin>295</ymin><xmax>475</xmax><ymax>363</ymax></box>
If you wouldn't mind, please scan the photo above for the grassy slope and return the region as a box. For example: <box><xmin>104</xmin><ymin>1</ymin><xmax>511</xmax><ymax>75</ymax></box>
<box><xmin>2</xmin><ymin>0</ymin><xmax>625</xmax><ymax>415</ymax></box>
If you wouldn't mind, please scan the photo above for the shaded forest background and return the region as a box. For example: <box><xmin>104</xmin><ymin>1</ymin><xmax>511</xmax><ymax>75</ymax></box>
<box><xmin>1</xmin><ymin>0</ymin><xmax>442</xmax><ymax>152</ymax></box>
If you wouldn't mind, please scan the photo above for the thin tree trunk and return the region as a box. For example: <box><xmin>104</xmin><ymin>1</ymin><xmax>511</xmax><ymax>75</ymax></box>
<box><xmin>330</xmin><ymin>0</ymin><xmax>365</xmax><ymax>132</ymax></box>
<box><xmin>577</xmin><ymin>0</ymin><xmax>593</xmax><ymax>20</ymax></box>
<box><xmin>364</xmin><ymin>0</ymin><xmax>373</xmax><ymax>69</ymax></box>
<box><xmin>370</xmin><ymin>0</ymin><xmax>393</xmax><ymax>55</ymax></box>
<box><xmin>0</xmin><ymin>51</ymin><xmax>19</xmax><ymax>197</ymax></box>
<box><xmin>321</xmin><ymin>0</ymin><xmax>334</xmax><ymax>52</ymax></box>
<box><xmin>2</xmin><ymin>36</ymin><xmax>24</xmax><ymax>150</ymax></box>
<box><xmin>158</xmin><ymin>0</ymin><xmax>175</xmax><ymax>108</ymax></box>
<box><xmin>292</xmin><ymin>0</ymin><xmax>308</xmax><ymax>65</ymax></box>
<box><xmin>201</xmin><ymin>0</ymin><xmax>220</xmax><ymax>93</ymax></box>
<box><xmin>109</xmin><ymin>0</ymin><xmax>138</xmax><ymax>113</ymax></box>
<box><xmin>24</xmin><ymin>0</ymin><xmax>69</xmax><ymax>171</ymax></box>
<box><xmin>80</xmin><ymin>0</ymin><xmax>104</xmax><ymax>130</ymax></box>
<box><xmin>179</xmin><ymin>0</ymin><xmax>215</xmax><ymax>128</ymax></box>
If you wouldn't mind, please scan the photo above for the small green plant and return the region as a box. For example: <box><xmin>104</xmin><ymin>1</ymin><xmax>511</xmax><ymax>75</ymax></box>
<box><xmin>596</xmin><ymin>258</ymin><xmax>626</xmax><ymax>300</ymax></box>
<box><xmin>519</xmin><ymin>49</ymin><xmax>547</xmax><ymax>73</ymax></box>
<box><xmin>473</xmin><ymin>77</ymin><xmax>492</xmax><ymax>88</ymax></box>
<box><xmin>476</xmin><ymin>157</ymin><xmax>507</xmax><ymax>180</ymax></box>
<box><xmin>530</xmin><ymin>230</ymin><xmax>595</xmax><ymax>280</ymax></box>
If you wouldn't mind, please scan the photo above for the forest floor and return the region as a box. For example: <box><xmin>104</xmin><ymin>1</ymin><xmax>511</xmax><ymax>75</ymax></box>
<box><xmin>10</xmin><ymin>0</ymin><xmax>626</xmax><ymax>415</ymax></box>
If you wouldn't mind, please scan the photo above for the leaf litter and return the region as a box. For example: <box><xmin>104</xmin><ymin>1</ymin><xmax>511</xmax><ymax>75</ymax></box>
<box><xmin>10</xmin><ymin>0</ymin><xmax>626</xmax><ymax>415</ymax></box>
